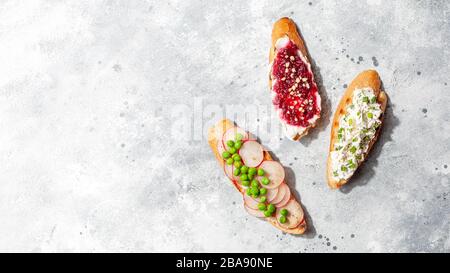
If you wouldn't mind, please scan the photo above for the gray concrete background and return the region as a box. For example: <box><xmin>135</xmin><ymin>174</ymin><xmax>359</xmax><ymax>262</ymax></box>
<box><xmin>0</xmin><ymin>0</ymin><xmax>448</xmax><ymax>252</ymax></box>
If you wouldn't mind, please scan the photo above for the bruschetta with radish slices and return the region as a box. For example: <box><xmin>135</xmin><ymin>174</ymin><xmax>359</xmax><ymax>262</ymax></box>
<box><xmin>208</xmin><ymin>119</ymin><xmax>307</xmax><ymax>234</ymax></box>
<box><xmin>327</xmin><ymin>70</ymin><xmax>388</xmax><ymax>189</ymax></box>
<box><xmin>269</xmin><ymin>17</ymin><xmax>321</xmax><ymax>141</ymax></box>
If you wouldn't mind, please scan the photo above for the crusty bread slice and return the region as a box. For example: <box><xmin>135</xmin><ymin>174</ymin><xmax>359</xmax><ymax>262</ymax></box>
<box><xmin>208</xmin><ymin>119</ymin><xmax>307</xmax><ymax>234</ymax></box>
<box><xmin>269</xmin><ymin>17</ymin><xmax>319</xmax><ymax>141</ymax></box>
<box><xmin>327</xmin><ymin>70</ymin><xmax>388</xmax><ymax>189</ymax></box>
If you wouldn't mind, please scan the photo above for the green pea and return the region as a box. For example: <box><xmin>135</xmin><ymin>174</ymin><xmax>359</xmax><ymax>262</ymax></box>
<box><xmin>267</xmin><ymin>204</ymin><xmax>276</xmax><ymax>213</ymax></box>
<box><xmin>260</xmin><ymin>196</ymin><xmax>267</xmax><ymax>203</ymax></box>
<box><xmin>227</xmin><ymin>140</ymin><xmax>235</xmax><ymax>148</ymax></box>
<box><xmin>235</xmin><ymin>134</ymin><xmax>244</xmax><ymax>141</ymax></box>
<box><xmin>264</xmin><ymin>210</ymin><xmax>273</xmax><ymax>217</ymax></box>
<box><xmin>279</xmin><ymin>215</ymin><xmax>287</xmax><ymax>223</ymax></box>
<box><xmin>234</xmin><ymin>140</ymin><xmax>242</xmax><ymax>150</ymax></box>
<box><xmin>234</xmin><ymin>161</ymin><xmax>243</xmax><ymax>169</ymax></box>
<box><xmin>242</xmin><ymin>180</ymin><xmax>250</xmax><ymax>187</ymax></box>
<box><xmin>258</xmin><ymin>203</ymin><xmax>266</xmax><ymax>211</ymax></box>
<box><xmin>250</xmin><ymin>187</ymin><xmax>259</xmax><ymax>196</ymax></box>
<box><xmin>226</xmin><ymin>158</ymin><xmax>234</xmax><ymax>165</ymax></box>
<box><xmin>248</xmin><ymin>167</ymin><xmax>257</xmax><ymax>176</ymax></box>
<box><xmin>247</xmin><ymin>173</ymin><xmax>254</xmax><ymax>181</ymax></box>
<box><xmin>261</xmin><ymin>177</ymin><xmax>270</xmax><ymax>185</ymax></box>
<box><xmin>232</xmin><ymin>154</ymin><xmax>241</xmax><ymax>161</ymax></box>
<box><xmin>260</xmin><ymin>188</ymin><xmax>267</xmax><ymax>195</ymax></box>
<box><xmin>228</xmin><ymin>147</ymin><xmax>237</xmax><ymax>154</ymax></box>
<box><xmin>251</xmin><ymin>180</ymin><xmax>259</xmax><ymax>188</ymax></box>
<box><xmin>222</xmin><ymin>151</ymin><xmax>231</xmax><ymax>159</ymax></box>
<box><xmin>233</xmin><ymin>168</ymin><xmax>241</xmax><ymax>176</ymax></box>
<box><xmin>257</xmin><ymin>169</ymin><xmax>265</xmax><ymax>176</ymax></box>
<box><xmin>240</xmin><ymin>166</ymin><xmax>249</xmax><ymax>174</ymax></box>
<box><xmin>280</xmin><ymin>209</ymin><xmax>288</xmax><ymax>216</ymax></box>
<box><xmin>252</xmin><ymin>193</ymin><xmax>259</xmax><ymax>199</ymax></box>
<box><xmin>240</xmin><ymin>174</ymin><xmax>249</xmax><ymax>181</ymax></box>
<box><xmin>246</xmin><ymin>188</ymin><xmax>252</xmax><ymax>196</ymax></box>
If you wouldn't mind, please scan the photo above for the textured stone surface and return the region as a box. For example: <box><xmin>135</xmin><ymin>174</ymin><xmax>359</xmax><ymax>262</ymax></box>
<box><xmin>0</xmin><ymin>0</ymin><xmax>448</xmax><ymax>252</ymax></box>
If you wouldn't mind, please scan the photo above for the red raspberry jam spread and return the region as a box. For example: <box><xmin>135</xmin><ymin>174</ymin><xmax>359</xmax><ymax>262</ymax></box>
<box><xmin>271</xmin><ymin>39</ymin><xmax>320</xmax><ymax>128</ymax></box>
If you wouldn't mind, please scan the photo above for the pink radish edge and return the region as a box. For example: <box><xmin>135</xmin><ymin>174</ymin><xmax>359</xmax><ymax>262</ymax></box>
<box><xmin>244</xmin><ymin>204</ymin><xmax>265</xmax><ymax>218</ymax></box>
<box><xmin>243</xmin><ymin>194</ymin><xmax>259</xmax><ymax>210</ymax></box>
<box><xmin>275</xmin><ymin>185</ymin><xmax>291</xmax><ymax>208</ymax></box>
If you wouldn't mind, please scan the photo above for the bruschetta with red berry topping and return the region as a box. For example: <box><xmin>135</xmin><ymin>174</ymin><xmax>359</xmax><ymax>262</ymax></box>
<box><xmin>327</xmin><ymin>70</ymin><xmax>388</xmax><ymax>189</ymax></box>
<box><xmin>269</xmin><ymin>17</ymin><xmax>321</xmax><ymax>141</ymax></box>
<box><xmin>208</xmin><ymin>119</ymin><xmax>307</xmax><ymax>234</ymax></box>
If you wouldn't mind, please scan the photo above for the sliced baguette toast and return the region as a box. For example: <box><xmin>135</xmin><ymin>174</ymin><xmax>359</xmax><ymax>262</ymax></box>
<box><xmin>208</xmin><ymin>119</ymin><xmax>307</xmax><ymax>234</ymax></box>
<box><xmin>327</xmin><ymin>70</ymin><xmax>388</xmax><ymax>189</ymax></box>
<box><xmin>269</xmin><ymin>17</ymin><xmax>321</xmax><ymax>141</ymax></box>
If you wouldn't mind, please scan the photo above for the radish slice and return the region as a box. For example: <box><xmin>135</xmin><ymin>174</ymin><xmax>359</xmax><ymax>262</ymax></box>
<box><xmin>252</xmin><ymin>187</ymin><xmax>279</xmax><ymax>203</ymax></box>
<box><xmin>239</xmin><ymin>141</ymin><xmax>264</xmax><ymax>168</ymax></box>
<box><xmin>259</xmin><ymin>161</ymin><xmax>285</xmax><ymax>189</ymax></box>
<box><xmin>266</xmin><ymin>187</ymin><xmax>279</xmax><ymax>203</ymax></box>
<box><xmin>270</xmin><ymin>183</ymin><xmax>287</xmax><ymax>204</ymax></box>
<box><xmin>275</xmin><ymin>185</ymin><xmax>291</xmax><ymax>208</ymax></box>
<box><xmin>243</xmin><ymin>194</ymin><xmax>259</xmax><ymax>210</ymax></box>
<box><xmin>276</xmin><ymin>200</ymin><xmax>304</xmax><ymax>229</ymax></box>
<box><xmin>222</xmin><ymin>127</ymin><xmax>248</xmax><ymax>148</ymax></box>
<box><xmin>244</xmin><ymin>204</ymin><xmax>265</xmax><ymax>218</ymax></box>
<box><xmin>223</xmin><ymin>164</ymin><xmax>234</xmax><ymax>181</ymax></box>
<box><xmin>217</xmin><ymin>140</ymin><xmax>226</xmax><ymax>158</ymax></box>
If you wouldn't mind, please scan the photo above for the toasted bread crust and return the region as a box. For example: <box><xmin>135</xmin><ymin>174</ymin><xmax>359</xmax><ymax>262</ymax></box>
<box><xmin>269</xmin><ymin>17</ymin><xmax>318</xmax><ymax>141</ymax></box>
<box><xmin>208</xmin><ymin>119</ymin><xmax>307</xmax><ymax>234</ymax></box>
<box><xmin>327</xmin><ymin>70</ymin><xmax>388</xmax><ymax>189</ymax></box>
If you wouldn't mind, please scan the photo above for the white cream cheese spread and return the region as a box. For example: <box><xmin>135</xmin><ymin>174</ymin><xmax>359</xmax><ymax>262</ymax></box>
<box><xmin>330</xmin><ymin>88</ymin><xmax>382</xmax><ymax>180</ymax></box>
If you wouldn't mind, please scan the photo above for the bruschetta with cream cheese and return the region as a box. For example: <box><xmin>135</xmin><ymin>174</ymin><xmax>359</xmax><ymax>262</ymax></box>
<box><xmin>269</xmin><ymin>17</ymin><xmax>321</xmax><ymax>141</ymax></box>
<box><xmin>327</xmin><ymin>70</ymin><xmax>388</xmax><ymax>189</ymax></box>
<box><xmin>208</xmin><ymin>119</ymin><xmax>307</xmax><ymax>234</ymax></box>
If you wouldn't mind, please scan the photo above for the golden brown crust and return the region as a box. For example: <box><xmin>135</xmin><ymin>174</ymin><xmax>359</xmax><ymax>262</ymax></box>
<box><xmin>208</xmin><ymin>119</ymin><xmax>307</xmax><ymax>234</ymax></box>
<box><xmin>269</xmin><ymin>17</ymin><xmax>308</xmax><ymax>67</ymax></box>
<box><xmin>269</xmin><ymin>17</ymin><xmax>317</xmax><ymax>141</ymax></box>
<box><xmin>327</xmin><ymin>70</ymin><xmax>388</xmax><ymax>189</ymax></box>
